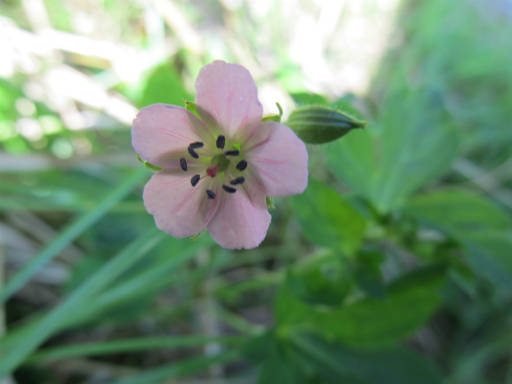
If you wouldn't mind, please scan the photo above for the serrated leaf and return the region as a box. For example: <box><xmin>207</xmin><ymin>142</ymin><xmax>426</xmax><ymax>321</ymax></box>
<box><xmin>287</xmin><ymin>254</ymin><xmax>352</xmax><ymax>307</ymax></box>
<box><xmin>290</xmin><ymin>335</ymin><xmax>442</xmax><ymax>384</ymax></box>
<box><xmin>290</xmin><ymin>180</ymin><xmax>367</xmax><ymax>254</ymax></box>
<box><xmin>404</xmin><ymin>188</ymin><xmax>512</xmax><ymax>295</ymax></box>
<box><xmin>325</xmin><ymin>96</ymin><xmax>459</xmax><ymax>213</ymax></box>
<box><xmin>404</xmin><ymin>188</ymin><xmax>512</xmax><ymax>235</ymax></box>
<box><xmin>276</xmin><ymin>265</ymin><xmax>446</xmax><ymax>349</ymax></box>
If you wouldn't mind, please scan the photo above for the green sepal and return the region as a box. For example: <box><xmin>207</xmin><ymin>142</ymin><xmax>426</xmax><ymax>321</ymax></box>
<box><xmin>262</xmin><ymin>102</ymin><xmax>284</xmax><ymax>123</ymax></box>
<box><xmin>136</xmin><ymin>153</ymin><xmax>164</xmax><ymax>172</ymax></box>
<box><xmin>287</xmin><ymin>105</ymin><xmax>366</xmax><ymax>144</ymax></box>
<box><xmin>262</xmin><ymin>115</ymin><xmax>281</xmax><ymax>122</ymax></box>
<box><xmin>185</xmin><ymin>101</ymin><xmax>199</xmax><ymax>117</ymax></box>
<box><xmin>189</xmin><ymin>232</ymin><xmax>202</xmax><ymax>241</ymax></box>
<box><xmin>276</xmin><ymin>102</ymin><xmax>283</xmax><ymax>118</ymax></box>
<box><xmin>266</xmin><ymin>196</ymin><xmax>275</xmax><ymax>210</ymax></box>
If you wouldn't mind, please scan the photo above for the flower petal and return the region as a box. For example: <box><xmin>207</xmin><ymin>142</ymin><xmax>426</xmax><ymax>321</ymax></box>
<box><xmin>195</xmin><ymin>61</ymin><xmax>263</xmax><ymax>137</ymax></box>
<box><xmin>247</xmin><ymin>122</ymin><xmax>308</xmax><ymax>197</ymax></box>
<box><xmin>207</xmin><ymin>190</ymin><xmax>271</xmax><ymax>249</ymax></box>
<box><xmin>132</xmin><ymin>104</ymin><xmax>210</xmax><ymax>168</ymax></box>
<box><xmin>143</xmin><ymin>170</ymin><xmax>219</xmax><ymax>238</ymax></box>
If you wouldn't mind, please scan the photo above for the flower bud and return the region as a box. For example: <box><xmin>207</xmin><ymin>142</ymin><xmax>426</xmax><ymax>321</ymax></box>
<box><xmin>287</xmin><ymin>105</ymin><xmax>366</xmax><ymax>144</ymax></box>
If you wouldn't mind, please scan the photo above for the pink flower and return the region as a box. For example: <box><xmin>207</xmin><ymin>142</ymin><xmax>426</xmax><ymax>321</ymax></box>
<box><xmin>132</xmin><ymin>61</ymin><xmax>308</xmax><ymax>249</ymax></box>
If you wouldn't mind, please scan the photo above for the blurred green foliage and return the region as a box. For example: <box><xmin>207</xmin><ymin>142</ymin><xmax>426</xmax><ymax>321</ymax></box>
<box><xmin>0</xmin><ymin>0</ymin><xmax>511</xmax><ymax>383</ymax></box>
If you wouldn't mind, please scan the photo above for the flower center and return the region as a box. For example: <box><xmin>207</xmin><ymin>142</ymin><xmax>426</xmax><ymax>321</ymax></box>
<box><xmin>206</xmin><ymin>165</ymin><xmax>218</xmax><ymax>178</ymax></box>
<box><xmin>210</xmin><ymin>153</ymin><xmax>230</xmax><ymax>174</ymax></box>
<box><xmin>179</xmin><ymin>136</ymin><xmax>248</xmax><ymax>199</ymax></box>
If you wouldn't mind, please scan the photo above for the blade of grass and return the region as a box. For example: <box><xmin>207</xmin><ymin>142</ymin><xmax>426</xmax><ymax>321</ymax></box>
<box><xmin>0</xmin><ymin>167</ymin><xmax>149</xmax><ymax>305</ymax></box>
<box><xmin>59</xmin><ymin>236</ymin><xmax>213</xmax><ymax>328</ymax></box>
<box><xmin>0</xmin><ymin>237</ymin><xmax>211</xmax><ymax>359</ymax></box>
<box><xmin>0</xmin><ymin>250</ymin><xmax>15</xmax><ymax>384</ymax></box>
<box><xmin>0</xmin><ymin>228</ymin><xmax>164</xmax><ymax>376</ymax></box>
<box><xmin>28</xmin><ymin>335</ymin><xmax>246</xmax><ymax>364</ymax></box>
<box><xmin>110</xmin><ymin>348</ymin><xmax>241</xmax><ymax>384</ymax></box>
<box><xmin>215</xmin><ymin>270</ymin><xmax>283</xmax><ymax>303</ymax></box>
<box><xmin>0</xmin><ymin>198</ymin><xmax>143</xmax><ymax>212</ymax></box>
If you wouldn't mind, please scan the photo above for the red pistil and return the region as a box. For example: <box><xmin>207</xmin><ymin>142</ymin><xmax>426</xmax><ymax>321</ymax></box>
<box><xmin>207</xmin><ymin>165</ymin><xmax>218</xmax><ymax>178</ymax></box>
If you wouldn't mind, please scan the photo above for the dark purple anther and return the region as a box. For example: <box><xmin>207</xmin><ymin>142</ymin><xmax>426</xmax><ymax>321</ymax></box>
<box><xmin>230</xmin><ymin>177</ymin><xmax>245</xmax><ymax>185</ymax></box>
<box><xmin>179</xmin><ymin>158</ymin><xmax>187</xmax><ymax>171</ymax></box>
<box><xmin>188</xmin><ymin>146</ymin><xmax>199</xmax><ymax>159</ymax></box>
<box><xmin>222</xmin><ymin>185</ymin><xmax>237</xmax><ymax>193</ymax></box>
<box><xmin>189</xmin><ymin>141</ymin><xmax>204</xmax><ymax>149</ymax></box>
<box><xmin>206</xmin><ymin>189</ymin><xmax>216</xmax><ymax>199</ymax></box>
<box><xmin>190</xmin><ymin>174</ymin><xmax>200</xmax><ymax>187</ymax></box>
<box><xmin>216</xmin><ymin>135</ymin><xmax>225</xmax><ymax>149</ymax></box>
<box><xmin>236</xmin><ymin>160</ymin><xmax>247</xmax><ymax>171</ymax></box>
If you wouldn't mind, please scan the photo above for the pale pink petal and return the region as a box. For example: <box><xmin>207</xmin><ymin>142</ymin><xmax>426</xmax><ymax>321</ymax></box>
<box><xmin>143</xmin><ymin>170</ymin><xmax>219</xmax><ymax>238</ymax></box>
<box><xmin>207</xmin><ymin>190</ymin><xmax>271</xmax><ymax>249</ymax></box>
<box><xmin>195</xmin><ymin>61</ymin><xmax>263</xmax><ymax>137</ymax></box>
<box><xmin>237</xmin><ymin>167</ymin><xmax>267</xmax><ymax>209</ymax></box>
<box><xmin>246</xmin><ymin>122</ymin><xmax>308</xmax><ymax>197</ymax></box>
<box><xmin>132</xmin><ymin>104</ymin><xmax>210</xmax><ymax>168</ymax></box>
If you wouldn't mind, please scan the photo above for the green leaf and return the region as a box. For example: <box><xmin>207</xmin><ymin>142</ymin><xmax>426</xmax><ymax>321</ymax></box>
<box><xmin>352</xmin><ymin>250</ymin><xmax>386</xmax><ymax>299</ymax></box>
<box><xmin>0</xmin><ymin>79</ymin><xmax>23</xmax><ymax>122</ymax></box>
<box><xmin>404</xmin><ymin>188</ymin><xmax>512</xmax><ymax>235</ymax></box>
<box><xmin>291</xmin><ymin>180</ymin><xmax>367</xmax><ymax>254</ymax></box>
<box><xmin>404</xmin><ymin>188</ymin><xmax>512</xmax><ymax>294</ymax></box>
<box><xmin>325</xmin><ymin>97</ymin><xmax>459</xmax><ymax>212</ymax></box>
<box><xmin>0</xmin><ymin>228</ymin><xmax>165</xmax><ymax>375</ymax></box>
<box><xmin>290</xmin><ymin>92</ymin><xmax>329</xmax><ymax>107</ymax></box>
<box><xmin>277</xmin><ymin>265</ymin><xmax>446</xmax><ymax>348</ymax></box>
<box><xmin>331</xmin><ymin>95</ymin><xmax>365</xmax><ymax>120</ymax></box>
<box><xmin>139</xmin><ymin>62</ymin><xmax>191</xmax><ymax>107</ymax></box>
<box><xmin>258</xmin><ymin>337</ymin><xmax>307</xmax><ymax>384</ymax></box>
<box><xmin>463</xmin><ymin>231</ymin><xmax>512</xmax><ymax>296</ymax></box>
<box><xmin>287</xmin><ymin>105</ymin><xmax>366</xmax><ymax>144</ymax></box>
<box><xmin>290</xmin><ymin>335</ymin><xmax>442</xmax><ymax>384</ymax></box>
<box><xmin>286</xmin><ymin>254</ymin><xmax>351</xmax><ymax>307</ymax></box>
<box><xmin>325</xmin><ymin>128</ymin><xmax>377</xmax><ymax>201</ymax></box>
<box><xmin>0</xmin><ymin>167</ymin><xmax>149</xmax><ymax>305</ymax></box>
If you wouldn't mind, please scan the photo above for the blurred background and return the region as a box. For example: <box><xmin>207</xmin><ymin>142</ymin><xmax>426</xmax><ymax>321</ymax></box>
<box><xmin>1</xmin><ymin>0</ymin><xmax>512</xmax><ymax>383</ymax></box>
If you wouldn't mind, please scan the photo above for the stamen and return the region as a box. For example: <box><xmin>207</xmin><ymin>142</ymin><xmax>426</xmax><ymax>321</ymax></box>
<box><xmin>216</xmin><ymin>135</ymin><xmax>225</xmax><ymax>149</ymax></box>
<box><xmin>179</xmin><ymin>157</ymin><xmax>187</xmax><ymax>171</ymax></box>
<box><xmin>225</xmin><ymin>150</ymin><xmax>239</xmax><ymax>156</ymax></box>
<box><xmin>236</xmin><ymin>160</ymin><xmax>247</xmax><ymax>171</ymax></box>
<box><xmin>222</xmin><ymin>185</ymin><xmax>237</xmax><ymax>193</ymax></box>
<box><xmin>230</xmin><ymin>176</ymin><xmax>245</xmax><ymax>185</ymax></box>
<box><xmin>206</xmin><ymin>189</ymin><xmax>216</xmax><ymax>199</ymax></box>
<box><xmin>188</xmin><ymin>146</ymin><xmax>199</xmax><ymax>159</ymax></box>
<box><xmin>190</xmin><ymin>174</ymin><xmax>200</xmax><ymax>187</ymax></box>
<box><xmin>189</xmin><ymin>141</ymin><xmax>204</xmax><ymax>149</ymax></box>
